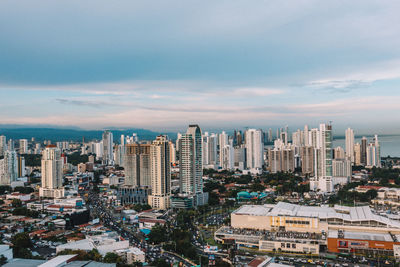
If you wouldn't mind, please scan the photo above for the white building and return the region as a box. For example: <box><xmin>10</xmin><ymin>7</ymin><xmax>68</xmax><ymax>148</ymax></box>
<box><xmin>310</xmin><ymin>124</ymin><xmax>334</xmax><ymax>193</ymax></box>
<box><xmin>366</xmin><ymin>135</ymin><xmax>381</xmax><ymax>168</ymax></box>
<box><xmin>102</xmin><ymin>130</ymin><xmax>114</xmax><ymax>165</ymax></box>
<box><xmin>148</xmin><ymin>135</ymin><xmax>171</xmax><ymax>210</ymax></box>
<box><xmin>19</xmin><ymin>139</ymin><xmax>28</xmax><ymax>154</ymax></box>
<box><xmin>345</xmin><ymin>128</ymin><xmax>355</xmax><ymax>163</ymax></box>
<box><xmin>39</xmin><ymin>145</ymin><xmax>64</xmax><ymax>198</ymax></box>
<box><xmin>245</xmin><ymin>129</ymin><xmax>263</xmax><ymax>170</ymax></box>
<box><xmin>0</xmin><ymin>135</ymin><xmax>6</xmax><ymax>157</ymax></box>
<box><xmin>0</xmin><ymin>150</ymin><xmax>18</xmax><ymax>185</ymax></box>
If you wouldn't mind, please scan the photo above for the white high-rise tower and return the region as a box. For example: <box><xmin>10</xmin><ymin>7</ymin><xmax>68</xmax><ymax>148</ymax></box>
<box><xmin>245</xmin><ymin>129</ymin><xmax>263</xmax><ymax>170</ymax></box>
<box><xmin>39</xmin><ymin>145</ymin><xmax>64</xmax><ymax>198</ymax></box>
<box><xmin>345</xmin><ymin>128</ymin><xmax>355</xmax><ymax>164</ymax></box>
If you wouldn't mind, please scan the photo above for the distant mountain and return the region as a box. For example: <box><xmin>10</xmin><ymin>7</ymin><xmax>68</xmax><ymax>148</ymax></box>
<box><xmin>0</xmin><ymin>126</ymin><xmax>175</xmax><ymax>142</ymax></box>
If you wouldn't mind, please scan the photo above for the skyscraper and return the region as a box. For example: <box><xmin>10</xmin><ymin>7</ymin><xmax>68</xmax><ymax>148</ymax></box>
<box><xmin>124</xmin><ymin>144</ymin><xmax>151</xmax><ymax>187</ymax></box>
<box><xmin>345</xmin><ymin>128</ymin><xmax>355</xmax><ymax>163</ymax></box>
<box><xmin>245</xmin><ymin>129</ymin><xmax>263</xmax><ymax>170</ymax></box>
<box><xmin>0</xmin><ymin>150</ymin><xmax>18</xmax><ymax>185</ymax></box>
<box><xmin>19</xmin><ymin>139</ymin><xmax>28</xmax><ymax>154</ymax></box>
<box><xmin>148</xmin><ymin>135</ymin><xmax>171</xmax><ymax>210</ymax></box>
<box><xmin>180</xmin><ymin>125</ymin><xmax>203</xmax><ymax>194</ymax></box>
<box><xmin>218</xmin><ymin>131</ymin><xmax>229</xmax><ymax>167</ymax></box>
<box><xmin>102</xmin><ymin>130</ymin><xmax>114</xmax><ymax>165</ymax></box>
<box><xmin>310</xmin><ymin>123</ymin><xmax>333</xmax><ymax>192</ymax></box>
<box><xmin>361</xmin><ymin>136</ymin><xmax>367</xmax><ymax>166</ymax></box>
<box><xmin>39</xmin><ymin>145</ymin><xmax>64</xmax><ymax>198</ymax></box>
<box><xmin>366</xmin><ymin>135</ymin><xmax>381</xmax><ymax>168</ymax></box>
<box><xmin>0</xmin><ymin>135</ymin><xmax>6</xmax><ymax>157</ymax></box>
<box><xmin>354</xmin><ymin>143</ymin><xmax>361</xmax><ymax>166</ymax></box>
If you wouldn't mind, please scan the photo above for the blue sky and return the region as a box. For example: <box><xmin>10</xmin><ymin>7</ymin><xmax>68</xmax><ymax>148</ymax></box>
<box><xmin>1</xmin><ymin>0</ymin><xmax>400</xmax><ymax>134</ymax></box>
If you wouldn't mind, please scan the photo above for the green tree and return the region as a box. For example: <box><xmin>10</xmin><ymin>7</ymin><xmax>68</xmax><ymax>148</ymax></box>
<box><xmin>151</xmin><ymin>259</ymin><xmax>170</xmax><ymax>267</ymax></box>
<box><xmin>148</xmin><ymin>224</ymin><xmax>167</xmax><ymax>244</ymax></box>
<box><xmin>12</xmin><ymin>233</ymin><xmax>33</xmax><ymax>258</ymax></box>
<box><xmin>11</xmin><ymin>199</ymin><xmax>22</xmax><ymax>208</ymax></box>
<box><xmin>103</xmin><ymin>252</ymin><xmax>122</xmax><ymax>263</ymax></box>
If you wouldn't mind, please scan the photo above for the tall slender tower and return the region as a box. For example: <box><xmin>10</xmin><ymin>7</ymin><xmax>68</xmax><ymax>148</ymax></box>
<box><xmin>345</xmin><ymin>128</ymin><xmax>355</xmax><ymax>164</ymax></box>
<box><xmin>180</xmin><ymin>125</ymin><xmax>203</xmax><ymax>195</ymax></box>
<box><xmin>310</xmin><ymin>123</ymin><xmax>333</xmax><ymax>192</ymax></box>
<box><xmin>39</xmin><ymin>145</ymin><xmax>64</xmax><ymax>198</ymax></box>
<box><xmin>0</xmin><ymin>135</ymin><xmax>6</xmax><ymax>157</ymax></box>
<box><xmin>245</xmin><ymin>129</ymin><xmax>263</xmax><ymax>169</ymax></box>
<box><xmin>361</xmin><ymin>136</ymin><xmax>367</xmax><ymax>166</ymax></box>
<box><xmin>102</xmin><ymin>130</ymin><xmax>114</xmax><ymax>165</ymax></box>
<box><xmin>0</xmin><ymin>150</ymin><xmax>18</xmax><ymax>185</ymax></box>
<box><xmin>148</xmin><ymin>135</ymin><xmax>171</xmax><ymax>210</ymax></box>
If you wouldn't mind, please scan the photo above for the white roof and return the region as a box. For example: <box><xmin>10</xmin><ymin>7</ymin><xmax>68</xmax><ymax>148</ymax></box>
<box><xmin>328</xmin><ymin>230</ymin><xmax>393</xmax><ymax>242</ymax></box>
<box><xmin>39</xmin><ymin>254</ymin><xmax>77</xmax><ymax>267</ymax></box>
<box><xmin>235</xmin><ymin>202</ymin><xmax>400</xmax><ymax>228</ymax></box>
<box><xmin>233</xmin><ymin>205</ymin><xmax>271</xmax><ymax>216</ymax></box>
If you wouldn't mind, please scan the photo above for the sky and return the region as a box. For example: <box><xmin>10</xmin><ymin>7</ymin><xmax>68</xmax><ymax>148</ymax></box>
<box><xmin>1</xmin><ymin>0</ymin><xmax>400</xmax><ymax>134</ymax></box>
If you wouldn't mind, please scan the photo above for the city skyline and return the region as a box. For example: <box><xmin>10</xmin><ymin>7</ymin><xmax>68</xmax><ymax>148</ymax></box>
<box><xmin>1</xmin><ymin>1</ymin><xmax>400</xmax><ymax>132</ymax></box>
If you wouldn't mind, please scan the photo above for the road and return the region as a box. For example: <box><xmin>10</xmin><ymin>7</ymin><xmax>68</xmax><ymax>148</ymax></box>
<box><xmin>84</xmin><ymin>187</ymin><xmax>194</xmax><ymax>267</ymax></box>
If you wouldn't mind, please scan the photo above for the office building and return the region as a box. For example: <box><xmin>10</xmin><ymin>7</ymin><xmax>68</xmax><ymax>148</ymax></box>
<box><xmin>39</xmin><ymin>145</ymin><xmax>64</xmax><ymax>198</ymax></box>
<box><xmin>148</xmin><ymin>135</ymin><xmax>171</xmax><ymax>210</ymax></box>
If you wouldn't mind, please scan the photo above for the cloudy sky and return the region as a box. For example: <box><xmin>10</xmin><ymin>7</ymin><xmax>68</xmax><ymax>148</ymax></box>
<box><xmin>1</xmin><ymin>0</ymin><xmax>400</xmax><ymax>133</ymax></box>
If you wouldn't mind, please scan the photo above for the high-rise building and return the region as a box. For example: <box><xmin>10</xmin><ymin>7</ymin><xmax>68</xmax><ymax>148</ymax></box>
<box><xmin>169</xmin><ymin>141</ymin><xmax>176</xmax><ymax>165</ymax></box>
<box><xmin>304</xmin><ymin>125</ymin><xmax>309</xmax><ymax>146</ymax></box>
<box><xmin>7</xmin><ymin>139</ymin><xmax>14</xmax><ymax>151</ymax></box>
<box><xmin>124</xmin><ymin>144</ymin><xmax>151</xmax><ymax>187</ymax></box>
<box><xmin>332</xmin><ymin>158</ymin><xmax>351</xmax><ymax>185</ymax></box>
<box><xmin>366</xmin><ymin>135</ymin><xmax>381</xmax><ymax>168</ymax></box>
<box><xmin>300</xmin><ymin>146</ymin><xmax>314</xmax><ymax>176</ymax></box>
<box><xmin>0</xmin><ymin>135</ymin><xmax>6</xmax><ymax>157</ymax></box>
<box><xmin>202</xmin><ymin>132</ymin><xmax>209</xmax><ymax>166</ymax></box>
<box><xmin>234</xmin><ymin>145</ymin><xmax>246</xmax><ymax>170</ymax></box>
<box><xmin>219</xmin><ymin>131</ymin><xmax>229</xmax><ymax>167</ymax></box>
<box><xmin>208</xmin><ymin>133</ymin><xmax>218</xmax><ymax>166</ymax></box>
<box><xmin>361</xmin><ymin>136</ymin><xmax>367</xmax><ymax>166</ymax></box>
<box><xmin>148</xmin><ymin>135</ymin><xmax>171</xmax><ymax>210</ymax></box>
<box><xmin>310</xmin><ymin>123</ymin><xmax>333</xmax><ymax>192</ymax></box>
<box><xmin>180</xmin><ymin>126</ymin><xmax>202</xmax><ymax>192</ymax></box>
<box><xmin>18</xmin><ymin>156</ymin><xmax>25</xmax><ymax>178</ymax></box>
<box><xmin>19</xmin><ymin>139</ymin><xmax>28</xmax><ymax>154</ymax></box>
<box><xmin>39</xmin><ymin>145</ymin><xmax>64</xmax><ymax>198</ymax></box>
<box><xmin>221</xmin><ymin>145</ymin><xmax>234</xmax><ymax>170</ymax></box>
<box><xmin>334</xmin><ymin>146</ymin><xmax>345</xmax><ymax>159</ymax></box>
<box><xmin>268</xmin><ymin>128</ymin><xmax>273</xmax><ymax>142</ymax></box>
<box><xmin>102</xmin><ymin>130</ymin><xmax>114</xmax><ymax>165</ymax></box>
<box><xmin>0</xmin><ymin>150</ymin><xmax>18</xmax><ymax>185</ymax></box>
<box><xmin>354</xmin><ymin>143</ymin><xmax>361</xmax><ymax>166</ymax></box>
<box><xmin>245</xmin><ymin>129</ymin><xmax>263</xmax><ymax>170</ymax></box>
<box><xmin>345</xmin><ymin>128</ymin><xmax>355</xmax><ymax>163</ymax></box>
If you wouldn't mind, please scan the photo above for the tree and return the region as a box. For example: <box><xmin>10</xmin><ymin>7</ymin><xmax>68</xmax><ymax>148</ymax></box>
<box><xmin>12</xmin><ymin>233</ymin><xmax>33</xmax><ymax>258</ymax></box>
<box><xmin>151</xmin><ymin>259</ymin><xmax>170</xmax><ymax>267</ymax></box>
<box><xmin>12</xmin><ymin>199</ymin><xmax>22</xmax><ymax>208</ymax></box>
<box><xmin>148</xmin><ymin>224</ymin><xmax>167</xmax><ymax>244</ymax></box>
<box><xmin>103</xmin><ymin>252</ymin><xmax>122</xmax><ymax>263</ymax></box>
<box><xmin>14</xmin><ymin>186</ymin><xmax>34</xmax><ymax>194</ymax></box>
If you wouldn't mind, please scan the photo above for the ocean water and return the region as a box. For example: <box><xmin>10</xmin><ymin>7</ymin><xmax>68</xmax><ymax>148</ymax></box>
<box><xmin>333</xmin><ymin>135</ymin><xmax>400</xmax><ymax>157</ymax></box>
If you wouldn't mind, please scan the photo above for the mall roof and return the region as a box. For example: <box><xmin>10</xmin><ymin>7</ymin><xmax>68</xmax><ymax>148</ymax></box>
<box><xmin>234</xmin><ymin>202</ymin><xmax>400</xmax><ymax>228</ymax></box>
